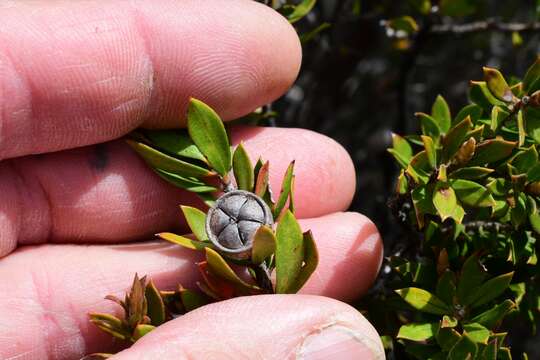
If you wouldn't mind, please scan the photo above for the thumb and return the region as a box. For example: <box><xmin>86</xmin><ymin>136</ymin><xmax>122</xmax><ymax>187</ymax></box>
<box><xmin>110</xmin><ymin>295</ymin><xmax>385</xmax><ymax>360</ymax></box>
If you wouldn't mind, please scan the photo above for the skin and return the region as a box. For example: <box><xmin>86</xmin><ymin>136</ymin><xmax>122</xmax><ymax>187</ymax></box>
<box><xmin>0</xmin><ymin>1</ymin><xmax>384</xmax><ymax>359</ymax></box>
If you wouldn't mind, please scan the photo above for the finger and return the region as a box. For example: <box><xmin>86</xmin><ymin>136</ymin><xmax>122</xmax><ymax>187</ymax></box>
<box><xmin>0</xmin><ymin>127</ymin><xmax>355</xmax><ymax>256</ymax></box>
<box><xmin>112</xmin><ymin>295</ymin><xmax>385</xmax><ymax>360</ymax></box>
<box><xmin>0</xmin><ymin>0</ymin><xmax>301</xmax><ymax>159</ymax></box>
<box><xmin>0</xmin><ymin>212</ymin><xmax>381</xmax><ymax>359</ymax></box>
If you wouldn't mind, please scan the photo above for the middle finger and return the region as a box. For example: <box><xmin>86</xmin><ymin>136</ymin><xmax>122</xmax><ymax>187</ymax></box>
<box><xmin>0</xmin><ymin>126</ymin><xmax>356</xmax><ymax>256</ymax></box>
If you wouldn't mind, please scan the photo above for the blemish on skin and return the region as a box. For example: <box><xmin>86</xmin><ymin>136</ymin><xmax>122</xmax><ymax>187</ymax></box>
<box><xmin>89</xmin><ymin>144</ymin><xmax>109</xmax><ymax>171</ymax></box>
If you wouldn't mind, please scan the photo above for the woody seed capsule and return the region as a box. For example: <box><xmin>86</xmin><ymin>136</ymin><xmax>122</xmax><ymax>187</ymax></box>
<box><xmin>206</xmin><ymin>190</ymin><xmax>273</xmax><ymax>259</ymax></box>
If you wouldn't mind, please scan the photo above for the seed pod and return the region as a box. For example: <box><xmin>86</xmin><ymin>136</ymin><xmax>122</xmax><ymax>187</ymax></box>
<box><xmin>206</xmin><ymin>190</ymin><xmax>273</xmax><ymax>259</ymax></box>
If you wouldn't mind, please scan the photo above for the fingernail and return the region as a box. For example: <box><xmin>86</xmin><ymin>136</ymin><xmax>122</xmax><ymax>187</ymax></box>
<box><xmin>298</xmin><ymin>325</ymin><xmax>381</xmax><ymax>360</ymax></box>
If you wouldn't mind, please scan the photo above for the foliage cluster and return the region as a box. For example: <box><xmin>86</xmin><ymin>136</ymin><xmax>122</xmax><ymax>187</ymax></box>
<box><xmin>85</xmin><ymin>99</ymin><xmax>318</xmax><ymax>358</ymax></box>
<box><xmin>384</xmin><ymin>58</ymin><xmax>540</xmax><ymax>359</ymax></box>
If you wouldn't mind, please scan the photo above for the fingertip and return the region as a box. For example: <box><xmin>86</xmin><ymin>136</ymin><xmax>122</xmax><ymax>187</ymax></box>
<box><xmin>231</xmin><ymin>127</ymin><xmax>356</xmax><ymax>218</ymax></box>
<box><xmin>299</xmin><ymin>212</ymin><xmax>383</xmax><ymax>302</ymax></box>
<box><xmin>111</xmin><ymin>295</ymin><xmax>384</xmax><ymax>360</ymax></box>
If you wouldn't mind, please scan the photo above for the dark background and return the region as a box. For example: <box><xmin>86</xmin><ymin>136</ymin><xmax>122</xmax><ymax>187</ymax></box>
<box><xmin>269</xmin><ymin>0</ymin><xmax>540</xmax><ymax>357</ymax></box>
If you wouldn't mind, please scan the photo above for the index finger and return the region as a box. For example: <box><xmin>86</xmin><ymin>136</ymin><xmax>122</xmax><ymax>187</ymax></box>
<box><xmin>0</xmin><ymin>0</ymin><xmax>301</xmax><ymax>159</ymax></box>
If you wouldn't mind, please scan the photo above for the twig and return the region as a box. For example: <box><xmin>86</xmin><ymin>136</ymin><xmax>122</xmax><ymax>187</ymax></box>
<box><xmin>431</xmin><ymin>19</ymin><xmax>540</xmax><ymax>34</ymax></box>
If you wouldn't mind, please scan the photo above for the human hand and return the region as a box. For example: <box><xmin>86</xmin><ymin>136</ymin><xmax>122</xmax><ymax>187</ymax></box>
<box><xmin>0</xmin><ymin>1</ymin><xmax>384</xmax><ymax>359</ymax></box>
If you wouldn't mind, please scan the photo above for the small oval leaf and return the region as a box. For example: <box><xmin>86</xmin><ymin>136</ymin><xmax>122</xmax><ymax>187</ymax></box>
<box><xmin>187</xmin><ymin>98</ymin><xmax>232</xmax><ymax>177</ymax></box>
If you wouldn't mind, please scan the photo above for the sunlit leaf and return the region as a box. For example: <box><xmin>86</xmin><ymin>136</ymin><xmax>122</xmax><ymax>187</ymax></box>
<box><xmin>287</xmin><ymin>0</ymin><xmax>316</xmax><ymax>23</ymax></box>
<box><xmin>181</xmin><ymin>206</ymin><xmax>208</xmax><ymax>241</ymax></box>
<box><xmin>251</xmin><ymin>225</ymin><xmax>276</xmax><ymax>264</ymax></box>
<box><xmin>397</xmin><ymin>322</ymin><xmax>438</xmax><ymax>341</ymax></box>
<box><xmin>132</xmin><ymin>324</ymin><xmax>155</xmax><ymax>341</ymax></box>
<box><xmin>469</xmin><ymin>272</ymin><xmax>514</xmax><ymax>308</ymax></box>
<box><xmin>470</xmin><ymin>299</ymin><xmax>516</xmax><ymax>329</ymax></box>
<box><xmin>275</xmin><ymin>210</ymin><xmax>304</xmax><ymax>294</ymax></box>
<box><xmin>483</xmin><ymin>67</ymin><xmax>514</xmax><ymax>102</ymax></box>
<box><xmin>451</xmin><ymin>179</ymin><xmax>496</xmax><ymax>207</ymax></box>
<box><xmin>127</xmin><ymin>140</ymin><xmax>212</xmax><ymax>177</ymax></box>
<box><xmin>395</xmin><ymin>287</ymin><xmax>451</xmax><ymax>315</ymax></box>
<box><xmin>205</xmin><ymin>247</ymin><xmax>259</xmax><ymax>291</ymax></box>
<box><xmin>145</xmin><ymin>280</ymin><xmax>166</xmax><ymax>326</ymax></box>
<box><xmin>187</xmin><ymin>98</ymin><xmax>232</xmax><ymax>177</ymax></box>
<box><xmin>157</xmin><ymin>232</ymin><xmax>210</xmax><ymax>251</ymax></box>
<box><xmin>142</xmin><ymin>129</ymin><xmax>207</xmax><ymax>162</ymax></box>
<box><xmin>232</xmin><ymin>142</ymin><xmax>254</xmax><ymax>191</ymax></box>
<box><xmin>469</xmin><ymin>139</ymin><xmax>517</xmax><ymax>166</ymax></box>
<box><xmin>274</xmin><ymin>161</ymin><xmax>295</xmax><ymax>218</ymax></box>
<box><xmin>432</xmin><ymin>95</ymin><xmax>451</xmax><ymax>133</ymax></box>
<box><xmin>463</xmin><ymin>323</ymin><xmax>490</xmax><ymax>344</ymax></box>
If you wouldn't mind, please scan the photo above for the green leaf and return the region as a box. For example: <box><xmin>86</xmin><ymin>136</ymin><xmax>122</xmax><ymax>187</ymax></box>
<box><xmin>441</xmin><ymin>315</ymin><xmax>458</xmax><ymax>328</ymax></box>
<box><xmin>518</xmin><ymin>109</ymin><xmax>526</xmax><ymax>146</ymax></box>
<box><xmin>154</xmin><ymin>169</ymin><xmax>217</xmax><ymax>193</ymax></box>
<box><xmin>421</xmin><ymin>135</ymin><xmax>437</xmax><ymax>168</ymax></box>
<box><xmin>187</xmin><ymin>98</ymin><xmax>232</xmax><ymax>177</ymax></box>
<box><xmin>395</xmin><ymin>287</ymin><xmax>451</xmax><ymax>315</ymax></box>
<box><xmin>274</xmin><ymin>161</ymin><xmax>295</xmax><ymax>218</ymax></box>
<box><xmin>391</xmin><ymin>133</ymin><xmax>413</xmax><ymax>165</ymax></box>
<box><xmin>89</xmin><ymin>313</ymin><xmax>128</xmax><ymax>340</ymax></box>
<box><xmin>469</xmin><ymin>139</ymin><xmax>517</xmax><ymax>166</ymax></box>
<box><xmin>512</xmin><ymin>146</ymin><xmax>538</xmax><ymax>173</ymax></box>
<box><xmin>436</xmin><ymin>271</ymin><xmax>456</xmax><ymax>305</ymax></box>
<box><xmin>416</xmin><ymin>112</ymin><xmax>441</xmax><ymax>140</ymax></box>
<box><xmin>127</xmin><ymin>140</ymin><xmax>212</xmax><ymax>177</ymax></box>
<box><xmin>433</xmin><ymin>182</ymin><xmax>463</xmax><ymax>222</ymax></box>
<box><xmin>412</xmin><ymin>185</ymin><xmax>436</xmax><ymax>228</ymax></box>
<box><xmin>145</xmin><ymin>280</ymin><xmax>166</xmax><ymax>326</ymax></box>
<box><xmin>142</xmin><ymin>129</ymin><xmax>207</xmax><ymax>162</ymax></box>
<box><xmin>443</xmin><ymin>116</ymin><xmax>473</xmax><ymax>161</ymax></box>
<box><xmin>450</xmin><ymin>179</ymin><xmax>496</xmax><ymax>207</ymax></box>
<box><xmin>470</xmin><ymin>299</ymin><xmax>516</xmax><ymax>329</ymax></box>
<box><xmin>132</xmin><ymin>324</ymin><xmax>155</xmax><ymax>341</ymax></box>
<box><xmin>523</xmin><ymin>56</ymin><xmax>540</xmax><ymax>92</ymax></box>
<box><xmin>251</xmin><ymin>225</ymin><xmax>276</xmax><ymax>264</ymax></box>
<box><xmin>232</xmin><ymin>142</ymin><xmax>254</xmax><ymax>191</ymax></box>
<box><xmin>254</xmin><ymin>160</ymin><xmax>271</xmax><ymax>199</ymax></box>
<box><xmin>449</xmin><ymin>334</ymin><xmax>477</xmax><ymax>359</ymax></box>
<box><xmin>397</xmin><ymin>323</ymin><xmax>438</xmax><ymax>341</ymax></box>
<box><xmin>407</xmin><ymin>150</ymin><xmax>432</xmax><ymax>184</ymax></box>
<box><xmin>387</xmin><ymin>16</ymin><xmax>419</xmax><ymax>34</ymax></box>
<box><xmin>490</xmin><ymin>106</ymin><xmax>509</xmax><ymax>132</ymax></box>
<box><xmin>275</xmin><ymin>210</ymin><xmax>305</xmax><ymax>294</ymax></box>
<box><xmin>481</xmin><ymin>340</ymin><xmax>498</xmax><ymax>360</ymax></box>
<box><xmin>454</xmin><ymin>104</ymin><xmax>483</xmax><ymax>125</ymax></box>
<box><xmin>180</xmin><ymin>206</ymin><xmax>208</xmax><ymax>241</ymax></box>
<box><xmin>457</xmin><ymin>255</ymin><xmax>487</xmax><ymax>306</ymax></box>
<box><xmin>287</xmin><ymin>0</ymin><xmax>316</xmax><ymax>23</ymax></box>
<box><xmin>469</xmin><ymin>272</ymin><xmax>514</xmax><ymax>308</ymax></box>
<box><xmin>300</xmin><ymin>23</ymin><xmax>331</xmax><ymax>44</ymax></box>
<box><xmin>205</xmin><ymin>247</ymin><xmax>259</xmax><ymax>290</ymax></box>
<box><xmin>286</xmin><ymin>230</ymin><xmax>319</xmax><ymax>293</ymax></box>
<box><xmin>157</xmin><ymin>232</ymin><xmax>210</xmax><ymax>251</ymax></box>
<box><xmin>469</xmin><ymin>81</ymin><xmax>507</xmax><ymax>109</ymax></box>
<box><xmin>432</xmin><ymin>95</ymin><xmax>451</xmax><ymax>133</ymax></box>
<box><xmin>483</xmin><ymin>67</ymin><xmax>514</xmax><ymax>102</ymax></box>
<box><xmin>449</xmin><ymin>166</ymin><xmax>494</xmax><ymax>180</ymax></box>
<box><xmin>437</xmin><ymin>328</ymin><xmax>461</xmax><ymax>351</ymax></box>
<box><xmin>463</xmin><ymin>323</ymin><xmax>490</xmax><ymax>344</ymax></box>
<box><xmin>180</xmin><ymin>288</ymin><xmax>210</xmax><ymax>312</ymax></box>
<box><xmin>439</xmin><ymin>0</ymin><xmax>476</xmax><ymax>17</ymax></box>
